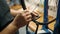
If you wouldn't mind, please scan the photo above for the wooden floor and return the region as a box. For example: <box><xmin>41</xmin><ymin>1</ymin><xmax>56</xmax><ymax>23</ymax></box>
<box><xmin>10</xmin><ymin>5</ymin><xmax>56</xmax><ymax>32</ymax></box>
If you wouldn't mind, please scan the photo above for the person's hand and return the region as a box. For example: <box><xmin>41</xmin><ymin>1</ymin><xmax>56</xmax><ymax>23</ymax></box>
<box><xmin>12</xmin><ymin>10</ymin><xmax>32</xmax><ymax>28</ymax></box>
<box><xmin>31</xmin><ymin>11</ymin><xmax>40</xmax><ymax>20</ymax></box>
<box><xmin>26</xmin><ymin>7</ymin><xmax>40</xmax><ymax>20</ymax></box>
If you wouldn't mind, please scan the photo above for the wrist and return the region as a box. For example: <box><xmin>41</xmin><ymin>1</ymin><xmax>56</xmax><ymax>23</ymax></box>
<box><xmin>11</xmin><ymin>21</ymin><xmax>20</xmax><ymax>29</ymax></box>
<box><xmin>11</xmin><ymin>21</ymin><xmax>21</xmax><ymax>28</ymax></box>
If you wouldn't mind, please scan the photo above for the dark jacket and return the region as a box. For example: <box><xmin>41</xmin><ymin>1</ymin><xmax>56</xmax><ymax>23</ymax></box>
<box><xmin>0</xmin><ymin>0</ymin><xmax>19</xmax><ymax>34</ymax></box>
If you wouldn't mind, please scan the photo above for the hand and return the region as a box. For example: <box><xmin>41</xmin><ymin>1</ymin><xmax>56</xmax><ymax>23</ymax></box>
<box><xmin>26</xmin><ymin>7</ymin><xmax>40</xmax><ymax>20</ymax></box>
<box><xmin>12</xmin><ymin>10</ymin><xmax>32</xmax><ymax>28</ymax></box>
<box><xmin>31</xmin><ymin>11</ymin><xmax>40</xmax><ymax>20</ymax></box>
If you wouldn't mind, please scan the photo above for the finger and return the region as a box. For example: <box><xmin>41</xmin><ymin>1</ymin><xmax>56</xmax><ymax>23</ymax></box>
<box><xmin>22</xmin><ymin>11</ymin><xmax>30</xmax><ymax>16</ymax></box>
<box><xmin>24</xmin><ymin>10</ymin><xmax>29</xmax><ymax>13</ymax></box>
<box><xmin>26</xmin><ymin>18</ymin><xmax>32</xmax><ymax>22</ymax></box>
<box><xmin>20</xmin><ymin>11</ymin><xmax>29</xmax><ymax>16</ymax></box>
<box><xmin>31</xmin><ymin>12</ymin><xmax>38</xmax><ymax>16</ymax></box>
<box><xmin>32</xmin><ymin>11</ymin><xmax>38</xmax><ymax>14</ymax></box>
<box><xmin>25</xmin><ymin>15</ymin><xmax>32</xmax><ymax>19</ymax></box>
<box><xmin>22</xmin><ymin>11</ymin><xmax>31</xmax><ymax>16</ymax></box>
<box><xmin>25</xmin><ymin>12</ymin><xmax>31</xmax><ymax>16</ymax></box>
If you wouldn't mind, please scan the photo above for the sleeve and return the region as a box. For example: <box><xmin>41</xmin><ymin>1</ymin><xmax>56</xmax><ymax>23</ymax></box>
<box><xmin>0</xmin><ymin>0</ymin><xmax>14</xmax><ymax>32</ymax></box>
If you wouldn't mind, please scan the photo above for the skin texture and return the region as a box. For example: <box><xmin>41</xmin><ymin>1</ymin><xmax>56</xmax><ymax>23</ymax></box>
<box><xmin>0</xmin><ymin>9</ymin><xmax>38</xmax><ymax>34</ymax></box>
